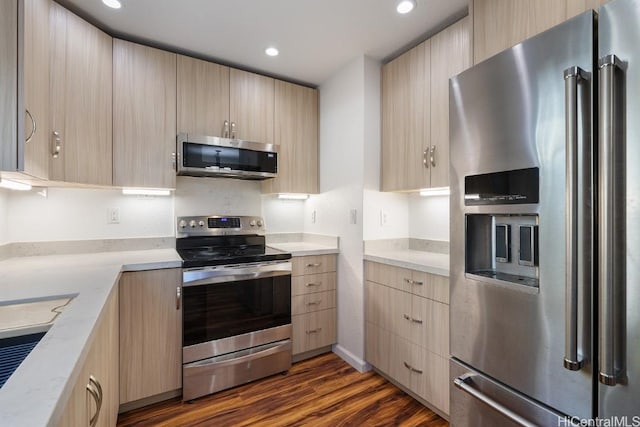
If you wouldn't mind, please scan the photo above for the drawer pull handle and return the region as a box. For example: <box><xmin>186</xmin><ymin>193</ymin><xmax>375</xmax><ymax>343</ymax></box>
<box><xmin>306</xmin><ymin>282</ymin><xmax>321</xmax><ymax>287</ymax></box>
<box><xmin>403</xmin><ymin>278</ymin><xmax>423</xmax><ymax>286</ymax></box>
<box><xmin>403</xmin><ymin>361</ymin><xmax>423</xmax><ymax>374</ymax></box>
<box><xmin>403</xmin><ymin>314</ymin><xmax>423</xmax><ymax>324</ymax></box>
<box><xmin>306</xmin><ymin>300</ymin><xmax>322</xmax><ymax>306</ymax></box>
<box><xmin>306</xmin><ymin>263</ymin><xmax>322</xmax><ymax>267</ymax></box>
<box><xmin>306</xmin><ymin>328</ymin><xmax>322</xmax><ymax>334</ymax></box>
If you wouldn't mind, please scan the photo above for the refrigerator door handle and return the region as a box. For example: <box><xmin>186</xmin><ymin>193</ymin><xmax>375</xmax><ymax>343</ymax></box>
<box><xmin>598</xmin><ymin>54</ymin><xmax>624</xmax><ymax>387</ymax></box>
<box><xmin>454</xmin><ymin>374</ymin><xmax>537</xmax><ymax>427</ymax></box>
<box><xmin>563</xmin><ymin>66</ymin><xmax>586</xmax><ymax>371</ymax></box>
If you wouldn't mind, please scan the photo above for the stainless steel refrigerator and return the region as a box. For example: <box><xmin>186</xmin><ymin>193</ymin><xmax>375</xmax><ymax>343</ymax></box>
<box><xmin>449</xmin><ymin>0</ymin><xmax>640</xmax><ymax>424</ymax></box>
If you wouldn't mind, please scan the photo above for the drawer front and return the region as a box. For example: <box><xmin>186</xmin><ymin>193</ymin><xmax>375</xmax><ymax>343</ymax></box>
<box><xmin>410</xmin><ymin>295</ymin><xmax>449</xmax><ymax>358</ymax></box>
<box><xmin>365</xmin><ymin>262</ymin><xmax>449</xmax><ymax>304</ymax></box>
<box><xmin>365</xmin><ymin>321</ymin><xmax>391</xmax><ymax>374</ymax></box>
<box><xmin>292</xmin><ymin>272</ymin><xmax>336</xmax><ymax>296</ymax></box>
<box><xmin>410</xmin><ymin>344</ymin><xmax>449</xmax><ymax>415</ymax></box>
<box><xmin>292</xmin><ymin>290</ymin><xmax>336</xmax><ymax>315</ymax></box>
<box><xmin>292</xmin><ymin>255</ymin><xmax>336</xmax><ymax>276</ymax></box>
<box><xmin>292</xmin><ymin>308</ymin><xmax>336</xmax><ymax>354</ymax></box>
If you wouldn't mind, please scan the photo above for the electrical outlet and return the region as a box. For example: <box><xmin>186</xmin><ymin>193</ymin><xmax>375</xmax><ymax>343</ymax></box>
<box><xmin>311</xmin><ymin>210</ymin><xmax>317</xmax><ymax>224</ymax></box>
<box><xmin>107</xmin><ymin>207</ymin><xmax>120</xmax><ymax>224</ymax></box>
<box><xmin>380</xmin><ymin>209</ymin><xmax>388</xmax><ymax>226</ymax></box>
<box><xmin>349</xmin><ymin>209</ymin><xmax>357</xmax><ymax>225</ymax></box>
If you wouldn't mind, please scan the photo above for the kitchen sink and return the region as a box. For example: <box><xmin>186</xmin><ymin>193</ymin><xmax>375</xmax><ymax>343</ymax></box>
<box><xmin>0</xmin><ymin>295</ymin><xmax>75</xmax><ymax>388</ymax></box>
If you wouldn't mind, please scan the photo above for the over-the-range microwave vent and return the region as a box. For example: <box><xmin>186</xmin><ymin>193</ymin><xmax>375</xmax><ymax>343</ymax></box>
<box><xmin>176</xmin><ymin>133</ymin><xmax>279</xmax><ymax>180</ymax></box>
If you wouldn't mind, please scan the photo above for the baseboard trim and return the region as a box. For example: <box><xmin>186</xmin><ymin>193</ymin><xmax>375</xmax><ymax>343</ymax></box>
<box><xmin>119</xmin><ymin>389</ymin><xmax>182</xmax><ymax>414</ymax></box>
<box><xmin>332</xmin><ymin>344</ymin><xmax>371</xmax><ymax>373</ymax></box>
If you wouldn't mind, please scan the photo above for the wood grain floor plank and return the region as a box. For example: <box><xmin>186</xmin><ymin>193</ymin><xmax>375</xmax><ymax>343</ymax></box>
<box><xmin>117</xmin><ymin>353</ymin><xmax>448</xmax><ymax>427</ymax></box>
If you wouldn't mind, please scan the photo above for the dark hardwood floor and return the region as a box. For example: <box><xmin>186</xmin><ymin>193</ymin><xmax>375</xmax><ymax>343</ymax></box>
<box><xmin>117</xmin><ymin>352</ymin><xmax>449</xmax><ymax>427</ymax></box>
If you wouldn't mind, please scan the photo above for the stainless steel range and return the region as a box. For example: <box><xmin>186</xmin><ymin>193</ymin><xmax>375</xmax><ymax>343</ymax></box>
<box><xmin>176</xmin><ymin>215</ymin><xmax>292</xmax><ymax>401</ymax></box>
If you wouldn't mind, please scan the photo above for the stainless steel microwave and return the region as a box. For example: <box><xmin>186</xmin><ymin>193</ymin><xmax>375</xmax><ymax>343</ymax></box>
<box><xmin>176</xmin><ymin>133</ymin><xmax>278</xmax><ymax>180</ymax></box>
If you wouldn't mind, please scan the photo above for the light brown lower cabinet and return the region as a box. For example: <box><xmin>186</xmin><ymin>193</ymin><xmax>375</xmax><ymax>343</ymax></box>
<box><xmin>364</xmin><ymin>261</ymin><xmax>450</xmax><ymax>416</ymax></box>
<box><xmin>118</xmin><ymin>269</ymin><xmax>182</xmax><ymax>406</ymax></box>
<box><xmin>56</xmin><ymin>287</ymin><xmax>119</xmax><ymax>427</ymax></box>
<box><xmin>291</xmin><ymin>255</ymin><xmax>337</xmax><ymax>357</ymax></box>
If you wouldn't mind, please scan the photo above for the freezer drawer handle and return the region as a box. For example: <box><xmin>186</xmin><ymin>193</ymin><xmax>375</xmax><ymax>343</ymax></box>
<box><xmin>454</xmin><ymin>373</ymin><xmax>536</xmax><ymax>427</ymax></box>
<box><xmin>563</xmin><ymin>65</ymin><xmax>587</xmax><ymax>372</ymax></box>
<box><xmin>598</xmin><ymin>54</ymin><xmax>625</xmax><ymax>387</ymax></box>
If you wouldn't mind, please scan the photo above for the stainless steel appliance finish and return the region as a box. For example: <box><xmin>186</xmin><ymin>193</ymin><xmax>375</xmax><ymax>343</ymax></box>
<box><xmin>177</xmin><ymin>215</ymin><xmax>292</xmax><ymax>401</ymax></box>
<box><xmin>176</xmin><ymin>133</ymin><xmax>278</xmax><ymax>180</ymax></box>
<box><xmin>183</xmin><ymin>339</ymin><xmax>292</xmax><ymax>401</ymax></box>
<box><xmin>451</xmin><ymin>0</ymin><xmax>640</xmax><ymax>423</ymax></box>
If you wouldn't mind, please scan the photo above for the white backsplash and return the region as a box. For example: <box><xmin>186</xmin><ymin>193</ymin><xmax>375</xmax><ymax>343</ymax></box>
<box><xmin>175</xmin><ymin>176</ymin><xmax>262</xmax><ymax>217</ymax></box>
<box><xmin>261</xmin><ymin>195</ymin><xmax>305</xmax><ymax>233</ymax></box>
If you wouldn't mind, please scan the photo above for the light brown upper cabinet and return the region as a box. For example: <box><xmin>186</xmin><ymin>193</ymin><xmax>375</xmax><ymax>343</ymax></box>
<box><xmin>23</xmin><ymin>0</ymin><xmax>51</xmax><ymax>180</ymax></box>
<box><xmin>177</xmin><ymin>55</ymin><xmax>230</xmax><ymax>137</ymax></box>
<box><xmin>262</xmin><ymin>81</ymin><xmax>319</xmax><ymax>194</ymax></box>
<box><xmin>229</xmin><ymin>69</ymin><xmax>275</xmax><ymax>144</ymax></box>
<box><xmin>50</xmin><ymin>2</ymin><xmax>112</xmax><ymax>186</ymax></box>
<box><xmin>381</xmin><ymin>18</ymin><xmax>470</xmax><ymax>192</ymax></box>
<box><xmin>177</xmin><ymin>57</ymin><xmax>274</xmax><ymax>144</ymax></box>
<box><xmin>381</xmin><ymin>40</ymin><xmax>429</xmax><ymax>192</ymax></box>
<box><xmin>472</xmin><ymin>0</ymin><xmax>609</xmax><ymax>64</ymax></box>
<box><xmin>429</xmin><ymin>17</ymin><xmax>470</xmax><ymax>188</ymax></box>
<box><xmin>113</xmin><ymin>39</ymin><xmax>177</xmax><ymax>189</ymax></box>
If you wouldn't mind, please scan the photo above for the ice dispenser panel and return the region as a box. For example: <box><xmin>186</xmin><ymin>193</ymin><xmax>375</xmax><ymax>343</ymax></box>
<box><xmin>465</xmin><ymin>167</ymin><xmax>539</xmax><ymax>205</ymax></box>
<box><xmin>466</xmin><ymin>214</ymin><xmax>539</xmax><ymax>291</ymax></box>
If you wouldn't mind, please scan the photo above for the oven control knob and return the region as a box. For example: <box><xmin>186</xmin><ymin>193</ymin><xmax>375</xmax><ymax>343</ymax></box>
<box><xmin>178</xmin><ymin>220</ymin><xmax>187</xmax><ymax>229</ymax></box>
<box><xmin>250</xmin><ymin>220</ymin><xmax>256</xmax><ymax>227</ymax></box>
<box><xmin>198</xmin><ymin>220</ymin><xmax>205</xmax><ymax>227</ymax></box>
<box><xmin>189</xmin><ymin>220</ymin><xmax>197</xmax><ymax>228</ymax></box>
<box><xmin>257</xmin><ymin>220</ymin><xmax>263</xmax><ymax>227</ymax></box>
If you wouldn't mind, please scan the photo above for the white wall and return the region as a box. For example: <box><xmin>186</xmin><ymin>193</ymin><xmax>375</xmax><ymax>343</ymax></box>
<box><xmin>0</xmin><ymin>189</ymin><xmax>9</xmax><ymax>245</ymax></box>
<box><xmin>301</xmin><ymin>55</ymin><xmax>377</xmax><ymax>370</ymax></box>
<box><xmin>363</xmin><ymin>190</ymin><xmax>409</xmax><ymax>240</ymax></box>
<box><xmin>409</xmin><ymin>193</ymin><xmax>450</xmax><ymax>241</ymax></box>
<box><xmin>6</xmin><ymin>188</ymin><xmax>174</xmax><ymax>242</ymax></box>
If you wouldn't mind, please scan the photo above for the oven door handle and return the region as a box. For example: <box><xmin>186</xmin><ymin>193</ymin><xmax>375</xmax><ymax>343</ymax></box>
<box><xmin>183</xmin><ymin>262</ymin><xmax>292</xmax><ymax>287</ymax></box>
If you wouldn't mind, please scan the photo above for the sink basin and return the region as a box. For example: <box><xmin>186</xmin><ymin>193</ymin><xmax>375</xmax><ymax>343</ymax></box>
<box><xmin>0</xmin><ymin>331</ymin><xmax>46</xmax><ymax>388</ymax></box>
<box><xmin>0</xmin><ymin>295</ymin><xmax>75</xmax><ymax>389</ymax></box>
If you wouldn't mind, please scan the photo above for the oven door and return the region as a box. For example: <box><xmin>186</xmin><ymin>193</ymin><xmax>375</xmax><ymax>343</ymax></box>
<box><xmin>182</xmin><ymin>261</ymin><xmax>291</xmax><ymax>363</ymax></box>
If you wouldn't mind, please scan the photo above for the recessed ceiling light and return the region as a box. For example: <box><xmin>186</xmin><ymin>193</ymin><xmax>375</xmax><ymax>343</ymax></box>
<box><xmin>265</xmin><ymin>47</ymin><xmax>279</xmax><ymax>57</ymax></box>
<box><xmin>396</xmin><ymin>0</ymin><xmax>416</xmax><ymax>14</ymax></box>
<box><xmin>102</xmin><ymin>0</ymin><xmax>122</xmax><ymax>9</ymax></box>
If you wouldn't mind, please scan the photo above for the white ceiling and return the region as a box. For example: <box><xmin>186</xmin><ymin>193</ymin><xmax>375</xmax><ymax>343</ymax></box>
<box><xmin>59</xmin><ymin>0</ymin><xmax>468</xmax><ymax>86</ymax></box>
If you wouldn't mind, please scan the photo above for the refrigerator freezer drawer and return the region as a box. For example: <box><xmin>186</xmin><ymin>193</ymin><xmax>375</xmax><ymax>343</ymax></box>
<box><xmin>450</xmin><ymin>359</ymin><xmax>565</xmax><ymax>427</ymax></box>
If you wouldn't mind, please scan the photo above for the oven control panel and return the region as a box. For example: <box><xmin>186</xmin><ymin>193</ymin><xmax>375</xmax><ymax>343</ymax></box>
<box><xmin>177</xmin><ymin>215</ymin><xmax>264</xmax><ymax>236</ymax></box>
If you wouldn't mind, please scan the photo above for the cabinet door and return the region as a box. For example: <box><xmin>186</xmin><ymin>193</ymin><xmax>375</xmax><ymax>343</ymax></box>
<box><xmin>56</xmin><ymin>288</ymin><xmax>118</xmax><ymax>427</ymax></box>
<box><xmin>113</xmin><ymin>39</ymin><xmax>176</xmax><ymax>188</ymax></box>
<box><xmin>388</xmin><ymin>334</ymin><xmax>412</xmax><ymax>389</ymax></box>
<box><xmin>411</xmin><ymin>295</ymin><xmax>449</xmax><ymax>358</ymax></box>
<box><xmin>263</xmin><ymin>80</ymin><xmax>318</xmax><ymax>194</ymax></box>
<box><xmin>430</xmin><ymin>17</ymin><xmax>470</xmax><ymax>188</ymax></box>
<box><xmin>50</xmin><ymin>3</ymin><xmax>112</xmax><ymax>185</ymax></box>
<box><xmin>365</xmin><ymin>321</ymin><xmax>391</xmax><ymax>374</ymax></box>
<box><xmin>473</xmin><ymin>0</ymin><xmax>567</xmax><ymax>64</ymax></box>
<box><xmin>381</xmin><ymin>41</ymin><xmax>428</xmax><ymax>191</ymax></box>
<box><xmin>389</xmin><ymin>287</ymin><xmax>412</xmax><ymax>340</ymax></box>
<box><xmin>566</xmin><ymin>0</ymin><xmax>609</xmax><ymax>18</ymax></box>
<box><xmin>229</xmin><ymin>69</ymin><xmax>274</xmax><ymax>144</ymax></box>
<box><xmin>23</xmin><ymin>0</ymin><xmax>50</xmax><ymax>179</ymax></box>
<box><xmin>119</xmin><ymin>269</ymin><xmax>182</xmax><ymax>404</ymax></box>
<box><xmin>177</xmin><ymin>55</ymin><xmax>229</xmax><ymax>137</ymax></box>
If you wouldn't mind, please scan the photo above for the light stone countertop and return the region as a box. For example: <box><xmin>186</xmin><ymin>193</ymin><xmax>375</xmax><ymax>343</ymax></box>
<box><xmin>0</xmin><ymin>249</ymin><xmax>182</xmax><ymax>427</ymax></box>
<box><xmin>267</xmin><ymin>241</ymin><xmax>339</xmax><ymax>256</ymax></box>
<box><xmin>364</xmin><ymin>249</ymin><xmax>450</xmax><ymax>277</ymax></box>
